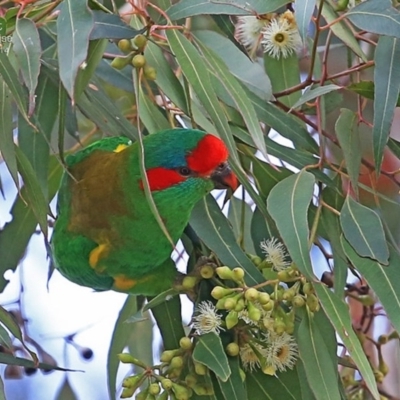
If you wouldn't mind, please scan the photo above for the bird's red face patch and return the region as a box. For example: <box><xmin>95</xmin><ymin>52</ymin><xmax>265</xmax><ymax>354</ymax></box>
<box><xmin>139</xmin><ymin>167</ymin><xmax>185</xmax><ymax>191</ymax></box>
<box><xmin>186</xmin><ymin>134</ymin><xmax>229</xmax><ymax>176</ymax></box>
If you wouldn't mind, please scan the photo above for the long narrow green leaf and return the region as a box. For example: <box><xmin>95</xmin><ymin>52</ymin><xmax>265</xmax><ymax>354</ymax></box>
<box><xmin>57</xmin><ymin>0</ymin><xmax>94</xmax><ymax>102</ymax></box>
<box><xmin>167</xmin><ymin>0</ymin><xmax>288</xmax><ymax>19</ymax></box>
<box><xmin>346</xmin><ymin>0</ymin><xmax>400</xmax><ymax>38</ymax></box>
<box><xmin>151</xmin><ymin>295</ymin><xmax>185</xmax><ymax>350</ymax></box>
<box><xmin>166</xmin><ymin>28</ymin><xmax>238</xmax><ymax>162</ymax></box>
<box><xmin>314</xmin><ymin>282</ymin><xmax>379</xmax><ymax>400</ymax></box>
<box><xmin>190</xmin><ymin>195</ymin><xmax>266</xmax><ymax>287</ymax></box>
<box><xmin>107</xmin><ymin>296</ymin><xmax>137</xmax><ymax>400</ymax></box>
<box><xmin>372</xmin><ymin>35</ymin><xmax>400</xmax><ymax>173</ymax></box>
<box><xmin>297</xmin><ymin>309</ymin><xmax>341</xmax><ymax>400</ymax></box>
<box><xmin>340</xmin><ymin>196</ymin><xmax>389</xmax><ymax>264</ymax></box>
<box><xmin>0</xmin><ymin>306</ymin><xmax>38</xmax><ymax>364</ymax></box>
<box><xmin>296</xmin><ymin>0</ymin><xmax>315</xmax><ymax>41</ymax></box>
<box><xmin>75</xmin><ymin>38</ymin><xmax>108</xmax><ymax>100</ymax></box>
<box><xmin>0</xmin><ymin>157</ymin><xmax>62</xmax><ymax>289</ymax></box>
<box><xmin>138</xmin><ymin>84</ymin><xmax>171</xmax><ymax>133</ymax></box>
<box><xmin>13</xmin><ymin>18</ymin><xmax>41</xmax><ymax>116</ymax></box>
<box><xmin>14</xmin><ymin>145</ymin><xmax>49</xmax><ymax>236</ymax></box>
<box><xmin>341</xmin><ymin>238</ymin><xmax>400</xmax><ymax>335</ymax></box>
<box><xmin>216</xmin><ymin>357</ymin><xmax>247</xmax><ymax>400</ymax></box>
<box><xmin>193</xmin><ymin>333</ymin><xmax>231</xmax><ymax>382</ymax></box>
<box><xmin>322</xmin><ymin>1</ymin><xmax>367</xmax><ymax>61</ymax></box>
<box><xmin>335</xmin><ymin>109</ymin><xmax>361</xmax><ymax>194</ymax></box>
<box><xmin>195</xmin><ymin>37</ymin><xmax>268</xmax><ymax>159</ymax></box>
<box><xmin>267</xmin><ymin>170</ymin><xmax>315</xmax><ymax>279</ymax></box>
<box><xmin>0</xmin><ymin>78</ymin><xmax>18</xmax><ymax>187</ymax></box>
<box><xmin>0</xmin><ymin>48</ymin><xmax>29</xmax><ymax>121</ymax></box>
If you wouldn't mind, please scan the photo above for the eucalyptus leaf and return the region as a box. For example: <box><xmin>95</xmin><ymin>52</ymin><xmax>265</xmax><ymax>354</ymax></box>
<box><xmin>340</xmin><ymin>196</ymin><xmax>389</xmax><ymax>264</ymax></box>
<box><xmin>267</xmin><ymin>170</ymin><xmax>315</xmax><ymax>279</ymax></box>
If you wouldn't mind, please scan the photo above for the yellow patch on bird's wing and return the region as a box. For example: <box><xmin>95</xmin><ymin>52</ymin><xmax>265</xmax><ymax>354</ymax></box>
<box><xmin>114</xmin><ymin>144</ymin><xmax>129</xmax><ymax>153</ymax></box>
<box><xmin>89</xmin><ymin>243</ymin><xmax>110</xmax><ymax>269</ymax></box>
<box><xmin>112</xmin><ymin>275</ymin><xmax>138</xmax><ymax>291</ymax></box>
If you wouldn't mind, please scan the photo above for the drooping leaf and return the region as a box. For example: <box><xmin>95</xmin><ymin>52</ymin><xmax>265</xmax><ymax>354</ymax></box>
<box><xmin>0</xmin><ymin>306</ymin><xmax>38</xmax><ymax>364</ymax></box>
<box><xmin>314</xmin><ymin>282</ymin><xmax>379</xmax><ymax>400</ymax></box>
<box><xmin>264</xmin><ymin>53</ymin><xmax>301</xmax><ymax>108</ymax></box>
<box><xmin>335</xmin><ymin>108</ymin><xmax>361</xmax><ymax>194</ymax></box>
<box><xmin>346</xmin><ymin>0</ymin><xmax>400</xmax><ymax>38</ymax></box>
<box><xmin>75</xmin><ymin>39</ymin><xmax>108</xmax><ymax>100</ymax></box>
<box><xmin>167</xmin><ymin>0</ymin><xmax>289</xmax><ymax>19</ymax></box>
<box><xmin>14</xmin><ymin>145</ymin><xmax>49</xmax><ymax>236</ymax></box>
<box><xmin>296</xmin><ymin>0</ymin><xmax>315</xmax><ymax>42</ymax></box>
<box><xmin>372</xmin><ymin>35</ymin><xmax>400</xmax><ymax>173</ymax></box>
<box><xmin>13</xmin><ymin>18</ymin><xmax>41</xmax><ymax>116</ymax></box>
<box><xmin>216</xmin><ymin>357</ymin><xmax>247</xmax><ymax>400</ymax></box>
<box><xmin>193</xmin><ymin>333</ymin><xmax>231</xmax><ymax>382</ymax></box>
<box><xmin>246</xmin><ymin>367</ymin><xmax>303</xmax><ymax>400</ymax></box>
<box><xmin>341</xmin><ymin>238</ymin><xmax>400</xmax><ymax>335</ymax></box>
<box><xmin>166</xmin><ymin>28</ymin><xmax>238</xmax><ymax>163</ymax></box>
<box><xmin>340</xmin><ymin>196</ymin><xmax>389</xmax><ymax>264</ymax></box>
<box><xmin>321</xmin><ymin>1</ymin><xmax>367</xmax><ymax>61</ymax></box>
<box><xmin>57</xmin><ymin>0</ymin><xmax>94</xmax><ymax>102</ymax></box>
<box><xmin>90</xmin><ymin>10</ymin><xmax>143</xmax><ymax>40</ymax></box>
<box><xmin>0</xmin><ymin>78</ymin><xmax>18</xmax><ymax>187</ymax></box>
<box><xmin>267</xmin><ymin>170</ymin><xmax>315</xmax><ymax>279</ymax></box>
<box><xmin>193</xmin><ymin>30</ymin><xmax>272</xmax><ymax>100</ymax></box>
<box><xmin>290</xmin><ymin>84</ymin><xmax>341</xmax><ymax>111</ymax></box>
<box><xmin>190</xmin><ymin>195</ymin><xmax>266</xmax><ymax>287</ymax></box>
<box><xmin>297</xmin><ymin>309</ymin><xmax>341</xmax><ymax>400</ymax></box>
<box><xmin>195</xmin><ymin>37</ymin><xmax>268</xmax><ymax>158</ymax></box>
<box><xmin>0</xmin><ymin>47</ymin><xmax>29</xmax><ymax>122</ymax></box>
<box><xmin>151</xmin><ymin>295</ymin><xmax>185</xmax><ymax>350</ymax></box>
<box><xmin>107</xmin><ymin>296</ymin><xmax>137</xmax><ymax>400</ymax></box>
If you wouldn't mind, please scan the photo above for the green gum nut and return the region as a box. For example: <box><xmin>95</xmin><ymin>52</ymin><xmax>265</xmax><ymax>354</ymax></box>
<box><xmin>247</xmin><ymin>301</ymin><xmax>261</xmax><ymax>322</ymax></box>
<box><xmin>132</xmin><ymin>54</ymin><xmax>146</xmax><ymax>69</ymax></box>
<box><xmin>244</xmin><ymin>288</ymin><xmax>259</xmax><ymax>302</ymax></box>
<box><xmin>234</xmin><ymin>298</ymin><xmax>245</xmax><ymax>312</ymax></box>
<box><xmin>292</xmin><ymin>295</ymin><xmax>305</xmax><ymax>308</ymax></box>
<box><xmin>160</xmin><ymin>350</ymin><xmax>179</xmax><ymax>363</ymax></box>
<box><xmin>306</xmin><ymin>293</ymin><xmax>320</xmax><ymax>312</ymax></box>
<box><xmin>133</xmin><ymin>34</ymin><xmax>147</xmax><ymax>50</ymax></box>
<box><xmin>120</xmin><ymin>386</ymin><xmax>135</xmax><ymax>398</ymax></box>
<box><xmin>215</xmin><ymin>266</ymin><xmax>234</xmax><ymax>280</ymax></box>
<box><xmin>232</xmin><ymin>267</ymin><xmax>245</xmax><ymax>282</ymax></box>
<box><xmin>225</xmin><ymin>342</ymin><xmax>240</xmax><ymax>356</ymax></box>
<box><xmin>179</xmin><ymin>337</ymin><xmax>193</xmax><ymax>350</ymax></box>
<box><xmin>225</xmin><ymin>310</ymin><xmax>239</xmax><ymax>329</ymax></box>
<box><xmin>172</xmin><ymin>383</ymin><xmax>190</xmax><ymax>400</ymax></box>
<box><xmin>161</xmin><ymin>379</ymin><xmax>173</xmax><ymax>390</ymax></box>
<box><xmin>111</xmin><ymin>56</ymin><xmax>131</xmax><ymax>70</ymax></box>
<box><xmin>194</xmin><ymin>361</ymin><xmax>208</xmax><ymax>376</ymax></box>
<box><xmin>149</xmin><ymin>383</ymin><xmax>161</xmax><ymax>395</ymax></box>
<box><xmin>211</xmin><ymin>286</ymin><xmax>234</xmax><ymax>300</ymax></box>
<box><xmin>170</xmin><ymin>356</ymin><xmax>184</xmax><ymax>369</ymax></box>
<box><xmin>200</xmin><ymin>264</ymin><xmax>214</xmax><ymax>279</ymax></box>
<box><xmin>184</xmin><ymin>374</ymin><xmax>197</xmax><ymax>387</ymax></box>
<box><xmin>136</xmin><ymin>387</ymin><xmax>149</xmax><ymax>400</ymax></box>
<box><xmin>181</xmin><ymin>276</ymin><xmax>198</xmax><ymax>290</ymax></box>
<box><xmin>118</xmin><ymin>39</ymin><xmax>132</xmax><ymax>53</ymax></box>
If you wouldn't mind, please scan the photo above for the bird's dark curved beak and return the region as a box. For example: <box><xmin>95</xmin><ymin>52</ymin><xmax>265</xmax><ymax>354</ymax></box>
<box><xmin>211</xmin><ymin>164</ymin><xmax>239</xmax><ymax>191</ymax></box>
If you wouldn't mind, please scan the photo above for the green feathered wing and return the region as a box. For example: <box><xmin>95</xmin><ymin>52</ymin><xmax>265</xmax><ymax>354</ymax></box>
<box><xmin>52</xmin><ymin>136</ymin><xmax>178</xmax><ymax>295</ymax></box>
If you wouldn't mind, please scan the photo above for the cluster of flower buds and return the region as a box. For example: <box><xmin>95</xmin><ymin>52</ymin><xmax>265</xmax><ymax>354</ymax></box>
<box><xmin>111</xmin><ymin>34</ymin><xmax>157</xmax><ymax>80</ymax></box>
<box><xmin>118</xmin><ymin>335</ymin><xmax>213</xmax><ymax>399</ymax></box>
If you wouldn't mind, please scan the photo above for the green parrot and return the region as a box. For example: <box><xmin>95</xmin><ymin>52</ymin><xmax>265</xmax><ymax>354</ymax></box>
<box><xmin>51</xmin><ymin>128</ymin><xmax>238</xmax><ymax>296</ymax></box>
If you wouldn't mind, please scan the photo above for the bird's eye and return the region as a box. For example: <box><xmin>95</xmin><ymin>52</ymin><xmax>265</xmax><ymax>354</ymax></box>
<box><xmin>179</xmin><ymin>166</ymin><xmax>191</xmax><ymax>176</ymax></box>
<box><xmin>217</xmin><ymin>162</ymin><xmax>227</xmax><ymax>170</ymax></box>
